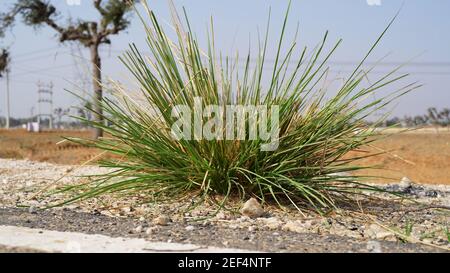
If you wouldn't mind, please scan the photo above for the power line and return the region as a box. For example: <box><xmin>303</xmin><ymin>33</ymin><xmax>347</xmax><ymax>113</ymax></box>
<box><xmin>11</xmin><ymin>51</ymin><xmax>71</xmax><ymax>65</ymax></box>
<box><xmin>11</xmin><ymin>63</ymin><xmax>78</xmax><ymax>78</ymax></box>
<box><xmin>11</xmin><ymin>46</ymin><xmax>63</xmax><ymax>60</ymax></box>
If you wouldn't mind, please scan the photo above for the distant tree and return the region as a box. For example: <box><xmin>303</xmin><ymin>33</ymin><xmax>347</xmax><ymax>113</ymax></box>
<box><xmin>427</xmin><ymin>107</ymin><xmax>441</xmax><ymax>127</ymax></box>
<box><xmin>439</xmin><ymin>108</ymin><xmax>450</xmax><ymax>126</ymax></box>
<box><xmin>385</xmin><ymin>117</ymin><xmax>400</xmax><ymax>127</ymax></box>
<box><xmin>54</xmin><ymin>107</ymin><xmax>70</xmax><ymax>128</ymax></box>
<box><xmin>403</xmin><ymin>115</ymin><xmax>414</xmax><ymax>127</ymax></box>
<box><xmin>0</xmin><ymin>49</ymin><xmax>9</xmax><ymax>77</ymax></box>
<box><xmin>413</xmin><ymin>115</ymin><xmax>427</xmax><ymax>127</ymax></box>
<box><xmin>0</xmin><ymin>0</ymin><xmax>138</xmax><ymax>138</ymax></box>
<box><xmin>77</xmin><ymin>101</ymin><xmax>93</xmax><ymax>125</ymax></box>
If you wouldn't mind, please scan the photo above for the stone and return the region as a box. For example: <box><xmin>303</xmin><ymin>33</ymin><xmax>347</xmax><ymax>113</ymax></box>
<box><xmin>153</xmin><ymin>215</ymin><xmax>171</xmax><ymax>226</ymax></box>
<box><xmin>366</xmin><ymin>240</ymin><xmax>383</xmax><ymax>253</ymax></box>
<box><xmin>365</xmin><ymin>224</ymin><xmax>395</xmax><ymax>241</ymax></box>
<box><xmin>28</xmin><ymin>206</ymin><xmax>37</xmax><ymax>214</ymax></box>
<box><xmin>121</xmin><ymin>206</ymin><xmax>133</xmax><ymax>214</ymax></box>
<box><xmin>145</xmin><ymin>226</ymin><xmax>160</xmax><ymax>235</ymax></box>
<box><xmin>134</xmin><ymin>225</ymin><xmax>143</xmax><ymax>233</ymax></box>
<box><xmin>215</xmin><ymin>211</ymin><xmax>228</xmax><ymax>220</ymax></box>
<box><xmin>282</xmin><ymin>220</ymin><xmax>311</xmax><ymax>233</ymax></box>
<box><xmin>399</xmin><ymin>177</ymin><xmax>412</xmax><ymax>190</ymax></box>
<box><xmin>185</xmin><ymin>225</ymin><xmax>195</xmax><ymax>231</ymax></box>
<box><xmin>240</xmin><ymin>198</ymin><xmax>265</xmax><ymax>218</ymax></box>
<box><xmin>260</xmin><ymin>217</ymin><xmax>283</xmax><ymax>230</ymax></box>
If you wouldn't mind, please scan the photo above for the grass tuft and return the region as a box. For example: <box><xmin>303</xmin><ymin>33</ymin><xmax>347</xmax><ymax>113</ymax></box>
<box><xmin>60</xmin><ymin>2</ymin><xmax>419</xmax><ymax>214</ymax></box>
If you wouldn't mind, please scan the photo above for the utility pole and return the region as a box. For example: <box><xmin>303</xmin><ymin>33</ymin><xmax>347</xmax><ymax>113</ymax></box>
<box><xmin>37</xmin><ymin>81</ymin><xmax>54</xmax><ymax>130</ymax></box>
<box><xmin>5</xmin><ymin>69</ymin><xmax>10</xmax><ymax>129</ymax></box>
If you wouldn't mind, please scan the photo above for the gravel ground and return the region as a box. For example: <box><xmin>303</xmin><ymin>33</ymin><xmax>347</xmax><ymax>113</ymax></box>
<box><xmin>0</xmin><ymin>207</ymin><xmax>443</xmax><ymax>253</ymax></box>
<box><xmin>0</xmin><ymin>158</ymin><xmax>449</xmax><ymax>252</ymax></box>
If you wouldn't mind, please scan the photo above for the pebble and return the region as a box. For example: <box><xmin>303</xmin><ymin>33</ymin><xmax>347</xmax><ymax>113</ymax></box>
<box><xmin>215</xmin><ymin>211</ymin><xmax>228</xmax><ymax>220</ymax></box>
<box><xmin>282</xmin><ymin>220</ymin><xmax>310</xmax><ymax>233</ymax></box>
<box><xmin>121</xmin><ymin>207</ymin><xmax>133</xmax><ymax>214</ymax></box>
<box><xmin>366</xmin><ymin>240</ymin><xmax>383</xmax><ymax>253</ymax></box>
<box><xmin>240</xmin><ymin>198</ymin><xmax>265</xmax><ymax>218</ymax></box>
<box><xmin>28</xmin><ymin>206</ymin><xmax>37</xmax><ymax>214</ymax></box>
<box><xmin>153</xmin><ymin>215</ymin><xmax>171</xmax><ymax>226</ymax></box>
<box><xmin>185</xmin><ymin>225</ymin><xmax>195</xmax><ymax>231</ymax></box>
<box><xmin>134</xmin><ymin>225</ymin><xmax>143</xmax><ymax>233</ymax></box>
<box><xmin>260</xmin><ymin>217</ymin><xmax>283</xmax><ymax>230</ymax></box>
<box><xmin>399</xmin><ymin>177</ymin><xmax>412</xmax><ymax>190</ymax></box>
<box><xmin>145</xmin><ymin>226</ymin><xmax>159</xmax><ymax>235</ymax></box>
<box><xmin>365</xmin><ymin>224</ymin><xmax>395</xmax><ymax>241</ymax></box>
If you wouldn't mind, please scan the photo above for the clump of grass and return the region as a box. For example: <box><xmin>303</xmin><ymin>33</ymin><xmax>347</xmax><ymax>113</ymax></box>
<box><xmin>63</xmin><ymin>2</ymin><xmax>419</xmax><ymax>214</ymax></box>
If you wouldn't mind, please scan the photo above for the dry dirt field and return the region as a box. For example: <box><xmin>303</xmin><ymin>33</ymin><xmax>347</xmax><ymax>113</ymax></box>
<box><xmin>0</xmin><ymin>128</ymin><xmax>449</xmax><ymax>185</ymax></box>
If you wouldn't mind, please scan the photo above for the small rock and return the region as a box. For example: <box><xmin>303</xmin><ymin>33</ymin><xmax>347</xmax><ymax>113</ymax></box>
<box><xmin>139</xmin><ymin>216</ymin><xmax>146</xmax><ymax>222</ymax></box>
<box><xmin>145</xmin><ymin>226</ymin><xmax>159</xmax><ymax>235</ymax></box>
<box><xmin>215</xmin><ymin>211</ymin><xmax>228</xmax><ymax>220</ymax></box>
<box><xmin>282</xmin><ymin>220</ymin><xmax>311</xmax><ymax>233</ymax></box>
<box><xmin>153</xmin><ymin>215</ymin><xmax>171</xmax><ymax>226</ymax></box>
<box><xmin>260</xmin><ymin>217</ymin><xmax>283</xmax><ymax>230</ymax></box>
<box><xmin>365</xmin><ymin>224</ymin><xmax>395</xmax><ymax>241</ymax></box>
<box><xmin>425</xmin><ymin>190</ymin><xmax>439</xmax><ymax>198</ymax></box>
<box><xmin>28</xmin><ymin>206</ymin><xmax>37</xmax><ymax>214</ymax></box>
<box><xmin>185</xmin><ymin>225</ymin><xmax>195</xmax><ymax>231</ymax></box>
<box><xmin>237</xmin><ymin>216</ymin><xmax>251</xmax><ymax>222</ymax></box>
<box><xmin>121</xmin><ymin>206</ymin><xmax>133</xmax><ymax>214</ymax></box>
<box><xmin>366</xmin><ymin>240</ymin><xmax>382</xmax><ymax>253</ymax></box>
<box><xmin>240</xmin><ymin>198</ymin><xmax>265</xmax><ymax>218</ymax></box>
<box><xmin>134</xmin><ymin>225</ymin><xmax>143</xmax><ymax>233</ymax></box>
<box><xmin>248</xmin><ymin>226</ymin><xmax>256</xmax><ymax>232</ymax></box>
<box><xmin>399</xmin><ymin>177</ymin><xmax>412</xmax><ymax>190</ymax></box>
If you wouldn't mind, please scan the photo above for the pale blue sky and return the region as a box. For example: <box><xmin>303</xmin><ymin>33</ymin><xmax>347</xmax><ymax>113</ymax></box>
<box><xmin>1</xmin><ymin>0</ymin><xmax>449</xmax><ymax>118</ymax></box>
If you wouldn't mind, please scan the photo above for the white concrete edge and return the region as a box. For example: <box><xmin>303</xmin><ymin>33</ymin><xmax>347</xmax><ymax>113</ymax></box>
<box><xmin>0</xmin><ymin>225</ymin><xmax>257</xmax><ymax>253</ymax></box>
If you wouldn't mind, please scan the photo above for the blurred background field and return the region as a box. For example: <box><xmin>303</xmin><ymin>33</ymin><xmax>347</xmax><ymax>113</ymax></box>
<box><xmin>0</xmin><ymin>129</ymin><xmax>449</xmax><ymax>185</ymax></box>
